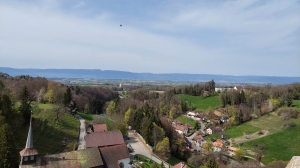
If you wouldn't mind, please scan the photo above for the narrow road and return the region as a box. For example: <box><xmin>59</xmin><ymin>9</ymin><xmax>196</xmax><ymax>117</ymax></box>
<box><xmin>127</xmin><ymin>131</ymin><xmax>170</xmax><ymax>167</ymax></box>
<box><xmin>75</xmin><ymin>114</ymin><xmax>86</xmax><ymax>150</ymax></box>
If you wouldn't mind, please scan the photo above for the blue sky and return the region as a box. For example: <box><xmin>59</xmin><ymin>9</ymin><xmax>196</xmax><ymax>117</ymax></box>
<box><xmin>0</xmin><ymin>0</ymin><xmax>299</xmax><ymax>76</ymax></box>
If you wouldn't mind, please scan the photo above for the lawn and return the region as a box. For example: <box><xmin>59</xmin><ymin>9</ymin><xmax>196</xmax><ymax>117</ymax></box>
<box><xmin>291</xmin><ymin>100</ymin><xmax>300</xmax><ymax>110</ymax></box>
<box><xmin>175</xmin><ymin>115</ymin><xmax>196</xmax><ymax>126</ymax></box>
<box><xmin>14</xmin><ymin>103</ymin><xmax>80</xmax><ymax>155</ymax></box>
<box><xmin>223</xmin><ymin>124</ymin><xmax>261</xmax><ymax>138</ymax></box>
<box><xmin>178</xmin><ymin>94</ymin><xmax>221</xmax><ymax>111</ymax></box>
<box><xmin>239</xmin><ymin>118</ymin><xmax>300</xmax><ymax>165</ymax></box>
<box><xmin>77</xmin><ymin>112</ymin><xmax>94</xmax><ymax>121</ymax></box>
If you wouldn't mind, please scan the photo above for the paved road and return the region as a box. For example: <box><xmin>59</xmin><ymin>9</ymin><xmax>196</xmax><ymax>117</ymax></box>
<box><xmin>75</xmin><ymin>114</ymin><xmax>86</xmax><ymax>150</ymax></box>
<box><xmin>127</xmin><ymin>131</ymin><xmax>170</xmax><ymax>167</ymax></box>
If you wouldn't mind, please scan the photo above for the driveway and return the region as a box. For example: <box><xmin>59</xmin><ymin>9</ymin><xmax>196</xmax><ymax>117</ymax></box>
<box><xmin>75</xmin><ymin>114</ymin><xmax>86</xmax><ymax>150</ymax></box>
<box><xmin>127</xmin><ymin>131</ymin><xmax>170</xmax><ymax>167</ymax></box>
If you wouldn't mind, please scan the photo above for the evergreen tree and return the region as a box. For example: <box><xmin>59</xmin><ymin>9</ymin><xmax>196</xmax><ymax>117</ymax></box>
<box><xmin>1</xmin><ymin>94</ymin><xmax>14</xmax><ymax>125</ymax></box>
<box><xmin>63</xmin><ymin>87</ymin><xmax>72</xmax><ymax>106</ymax></box>
<box><xmin>0</xmin><ymin>122</ymin><xmax>19</xmax><ymax>168</ymax></box>
<box><xmin>19</xmin><ymin>86</ymin><xmax>31</xmax><ymax>124</ymax></box>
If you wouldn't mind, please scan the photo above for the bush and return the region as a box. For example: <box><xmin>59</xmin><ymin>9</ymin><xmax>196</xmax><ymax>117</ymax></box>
<box><xmin>283</xmin><ymin>121</ymin><xmax>296</xmax><ymax>128</ymax></box>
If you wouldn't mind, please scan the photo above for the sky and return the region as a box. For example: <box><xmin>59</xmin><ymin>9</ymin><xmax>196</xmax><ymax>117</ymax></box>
<box><xmin>0</xmin><ymin>0</ymin><xmax>299</xmax><ymax>77</ymax></box>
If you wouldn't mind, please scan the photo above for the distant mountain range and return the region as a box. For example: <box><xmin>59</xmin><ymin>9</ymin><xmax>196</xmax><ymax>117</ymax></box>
<box><xmin>0</xmin><ymin>67</ymin><xmax>299</xmax><ymax>84</ymax></box>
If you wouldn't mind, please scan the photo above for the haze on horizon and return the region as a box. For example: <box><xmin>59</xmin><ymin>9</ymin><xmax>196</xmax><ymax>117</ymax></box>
<box><xmin>0</xmin><ymin>0</ymin><xmax>299</xmax><ymax>77</ymax></box>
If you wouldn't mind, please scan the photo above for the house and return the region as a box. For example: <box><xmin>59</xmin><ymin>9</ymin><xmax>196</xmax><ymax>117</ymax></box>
<box><xmin>187</xmin><ymin>112</ymin><xmax>196</xmax><ymax>117</ymax></box>
<box><xmin>220</xmin><ymin>116</ymin><xmax>229</xmax><ymax>123</ymax></box>
<box><xmin>227</xmin><ymin>146</ymin><xmax>239</xmax><ymax>152</ymax></box>
<box><xmin>92</xmin><ymin>124</ymin><xmax>108</xmax><ymax>133</ymax></box>
<box><xmin>173</xmin><ymin>162</ymin><xmax>189</xmax><ymax>168</ymax></box>
<box><xmin>194</xmin><ymin>113</ymin><xmax>206</xmax><ymax>121</ymax></box>
<box><xmin>193</xmin><ymin>135</ymin><xmax>204</xmax><ymax>147</ymax></box>
<box><xmin>206</xmin><ymin>127</ymin><xmax>213</xmax><ymax>135</ymax></box>
<box><xmin>99</xmin><ymin>144</ymin><xmax>131</xmax><ymax>168</ymax></box>
<box><xmin>175</xmin><ymin>125</ymin><xmax>189</xmax><ymax>135</ymax></box>
<box><xmin>172</xmin><ymin>120</ymin><xmax>181</xmax><ymax>127</ymax></box>
<box><xmin>212</xmin><ymin>139</ymin><xmax>225</xmax><ymax>152</ymax></box>
<box><xmin>85</xmin><ymin>130</ymin><xmax>125</xmax><ymax>148</ymax></box>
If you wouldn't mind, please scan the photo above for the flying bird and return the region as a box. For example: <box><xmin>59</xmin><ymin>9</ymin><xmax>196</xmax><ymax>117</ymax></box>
<box><xmin>120</xmin><ymin>24</ymin><xmax>122</xmax><ymax>27</ymax></box>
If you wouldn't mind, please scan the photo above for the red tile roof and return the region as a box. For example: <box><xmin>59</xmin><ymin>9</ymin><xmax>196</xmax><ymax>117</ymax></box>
<box><xmin>99</xmin><ymin>144</ymin><xmax>130</xmax><ymax>168</ymax></box>
<box><xmin>193</xmin><ymin>135</ymin><xmax>203</xmax><ymax>142</ymax></box>
<box><xmin>173</xmin><ymin>162</ymin><xmax>189</xmax><ymax>168</ymax></box>
<box><xmin>85</xmin><ymin>130</ymin><xmax>125</xmax><ymax>148</ymax></box>
<box><xmin>175</xmin><ymin>125</ymin><xmax>188</xmax><ymax>131</ymax></box>
<box><xmin>213</xmin><ymin>139</ymin><xmax>223</xmax><ymax>148</ymax></box>
<box><xmin>92</xmin><ymin>124</ymin><xmax>107</xmax><ymax>133</ymax></box>
<box><xmin>20</xmin><ymin>147</ymin><xmax>103</xmax><ymax>168</ymax></box>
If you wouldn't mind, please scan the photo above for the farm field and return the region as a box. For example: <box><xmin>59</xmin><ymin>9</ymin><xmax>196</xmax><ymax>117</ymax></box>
<box><xmin>239</xmin><ymin>118</ymin><xmax>300</xmax><ymax>165</ymax></box>
<box><xmin>15</xmin><ymin>103</ymin><xmax>80</xmax><ymax>155</ymax></box>
<box><xmin>247</xmin><ymin>113</ymin><xmax>284</xmax><ymax>133</ymax></box>
<box><xmin>178</xmin><ymin>94</ymin><xmax>221</xmax><ymax>111</ymax></box>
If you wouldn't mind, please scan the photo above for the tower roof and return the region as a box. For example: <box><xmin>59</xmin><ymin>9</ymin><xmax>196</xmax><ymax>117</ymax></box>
<box><xmin>20</xmin><ymin>111</ymin><xmax>38</xmax><ymax>156</ymax></box>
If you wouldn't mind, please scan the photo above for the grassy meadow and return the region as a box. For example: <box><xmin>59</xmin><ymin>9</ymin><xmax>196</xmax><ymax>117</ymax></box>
<box><xmin>175</xmin><ymin>115</ymin><xmax>196</xmax><ymax>126</ymax></box>
<box><xmin>291</xmin><ymin>100</ymin><xmax>300</xmax><ymax>110</ymax></box>
<box><xmin>177</xmin><ymin>94</ymin><xmax>221</xmax><ymax>111</ymax></box>
<box><xmin>223</xmin><ymin>124</ymin><xmax>261</xmax><ymax>138</ymax></box>
<box><xmin>239</xmin><ymin>118</ymin><xmax>300</xmax><ymax>164</ymax></box>
<box><xmin>14</xmin><ymin>103</ymin><xmax>80</xmax><ymax>155</ymax></box>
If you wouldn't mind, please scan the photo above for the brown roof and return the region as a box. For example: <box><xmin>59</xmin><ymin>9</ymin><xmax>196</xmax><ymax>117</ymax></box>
<box><xmin>227</xmin><ymin>146</ymin><xmax>239</xmax><ymax>152</ymax></box>
<box><xmin>213</xmin><ymin>139</ymin><xmax>223</xmax><ymax>148</ymax></box>
<box><xmin>92</xmin><ymin>124</ymin><xmax>107</xmax><ymax>133</ymax></box>
<box><xmin>20</xmin><ymin>148</ymin><xmax>38</xmax><ymax>156</ymax></box>
<box><xmin>99</xmin><ymin>144</ymin><xmax>130</xmax><ymax>168</ymax></box>
<box><xmin>173</xmin><ymin>162</ymin><xmax>189</xmax><ymax>168</ymax></box>
<box><xmin>85</xmin><ymin>130</ymin><xmax>125</xmax><ymax>148</ymax></box>
<box><xmin>20</xmin><ymin>147</ymin><xmax>103</xmax><ymax>168</ymax></box>
<box><xmin>175</xmin><ymin>125</ymin><xmax>188</xmax><ymax>131</ymax></box>
<box><xmin>193</xmin><ymin>135</ymin><xmax>203</xmax><ymax>142</ymax></box>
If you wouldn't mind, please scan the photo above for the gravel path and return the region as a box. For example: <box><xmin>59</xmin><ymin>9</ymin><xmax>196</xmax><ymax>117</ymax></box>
<box><xmin>75</xmin><ymin>114</ymin><xmax>86</xmax><ymax>150</ymax></box>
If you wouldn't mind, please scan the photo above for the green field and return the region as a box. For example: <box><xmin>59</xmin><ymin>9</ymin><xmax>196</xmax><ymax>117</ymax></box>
<box><xmin>247</xmin><ymin>113</ymin><xmax>284</xmax><ymax>133</ymax></box>
<box><xmin>177</xmin><ymin>94</ymin><xmax>221</xmax><ymax>111</ymax></box>
<box><xmin>15</xmin><ymin>103</ymin><xmax>80</xmax><ymax>155</ymax></box>
<box><xmin>223</xmin><ymin>124</ymin><xmax>261</xmax><ymax>138</ymax></box>
<box><xmin>175</xmin><ymin>115</ymin><xmax>196</xmax><ymax>127</ymax></box>
<box><xmin>239</xmin><ymin>118</ymin><xmax>300</xmax><ymax>165</ymax></box>
<box><xmin>77</xmin><ymin>112</ymin><xmax>94</xmax><ymax>121</ymax></box>
<box><xmin>291</xmin><ymin>100</ymin><xmax>300</xmax><ymax>110</ymax></box>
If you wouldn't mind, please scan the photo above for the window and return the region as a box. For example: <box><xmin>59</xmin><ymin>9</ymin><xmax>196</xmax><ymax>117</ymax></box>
<box><xmin>24</xmin><ymin>156</ymin><xmax>28</xmax><ymax>161</ymax></box>
<box><xmin>30</xmin><ymin>155</ymin><xmax>34</xmax><ymax>160</ymax></box>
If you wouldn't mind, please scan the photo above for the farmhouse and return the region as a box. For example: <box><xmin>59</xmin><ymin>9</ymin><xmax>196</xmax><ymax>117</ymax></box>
<box><xmin>85</xmin><ymin>130</ymin><xmax>125</xmax><ymax>148</ymax></box>
<box><xmin>212</xmin><ymin>139</ymin><xmax>225</xmax><ymax>152</ymax></box>
<box><xmin>193</xmin><ymin>135</ymin><xmax>204</xmax><ymax>147</ymax></box>
<box><xmin>175</xmin><ymin>124</ymin><xmax>189</xmax><ymax>135</ymax></box>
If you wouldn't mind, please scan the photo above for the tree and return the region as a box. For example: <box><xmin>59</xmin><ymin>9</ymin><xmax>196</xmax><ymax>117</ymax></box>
<box><xmin>152</xmin><ymin>123</ymin><xmax>165</xmax><ymax>145</ymax></box>
<box><xmin>235</xmin><ymin>149</ymin><xmax>245</xmax><ymax>161</ymax></box>
<box><xmin>124</xmin><ymin>108</ymin><xmax>131</xmax><ymax>123</ymax></box>
<box><xmin>194</xmin><ymin>121</ymin><xmax>199</xmax><ymax>131</ymax></box>
<box><xmin>117</xmin><ymin>122</ymin><xmax>127</xmax><ymax>137</ymax></box>
<box><xmin>155</xmin><ymin>137</ymin><xmax>171</xmax><ymax>161</ymax></box>
<box><xmin>63</xmin><ymin>87</ymin><xmax>72</xmax><ymax>106</ymax></box>
<box><xmin>203</xmin><ymin>140</ymin><xmax>213</xmax><ymax>152</ymax></box>
<box><xmin>0</xmin><ymin>122</ymin><xmax>19</xmax><ymax>168</ymax></box>
<box><xmin>52</xmin><ymin>104</ymin><xmax>66</xmax><ymax>122</ymax></box>
<box><xmin>205</xmin><ymin>157</ymin><xmax>218</xmax><ymax>168</ymax></box>
<box><xmin>188</xmin><ymin>154</ymin><xmax>203</xmax><ymax>167</ymax></box>
<box><xmin>106</xmin><ymin>101</ymin><xmax>117</xmax><ymax>115</ymax></box>
<box><xmin>19</xmin><ymin>86</ymin><xmax>31</xmax><ymax>124</ymax></box>
<box><xmin>1</xmin><ymin>94</ymin><xmax>14</xmax><ymax>124</ymax></box>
